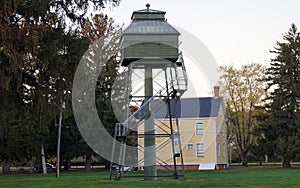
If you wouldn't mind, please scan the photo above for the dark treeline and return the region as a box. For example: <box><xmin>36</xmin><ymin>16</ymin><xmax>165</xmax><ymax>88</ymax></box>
<box><xmin>0</xmin><ymin>0</ymin><xmax>121</xmax><ymax>174</ymax></box>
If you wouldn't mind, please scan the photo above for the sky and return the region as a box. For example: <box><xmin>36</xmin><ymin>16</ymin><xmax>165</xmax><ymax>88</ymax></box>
<box><xmin>104</xmin><ymin>0</ymin><xmax>300</xmax><ymax>67</ymax></box>
<box><xmin>101</xmin><ymin>0</ymin><xmax>300</xmax><ymax>96</ymax></box>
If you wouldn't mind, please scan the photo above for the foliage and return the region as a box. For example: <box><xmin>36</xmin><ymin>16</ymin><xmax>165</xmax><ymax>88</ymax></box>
<box><xmin>219</xmin><ymin>63</ymin><xmax>266</xmax><ymax>166</ymax></box>
<box><xmin>0</xmin><ymin>90</ymin><xmax>23</xmax><ymax>174</ymax></box>
<box><xmin>261</xmin><ymin>23</ymin><xmax>300</xmax><ymax>168</ymax></box>
<box><xmin>79</xmin><ymin>13</ymin><xmax>122</xmax><ymax>171</ymax></box>
<box><xmin>0</xmin><ymin>0</ymin><xmax>121</xmax><ymax>173</ymax></box>
<box><xmin>43</xmin><ymin>13</ymin><xmax>122</xmax><ymax>172</ymax></box>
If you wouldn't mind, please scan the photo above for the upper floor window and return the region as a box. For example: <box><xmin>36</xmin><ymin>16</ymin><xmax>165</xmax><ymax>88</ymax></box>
<box><xmin>196</xmin><ymin>122</ymin><xmax>204</xmax><ymax>135</ymax></box>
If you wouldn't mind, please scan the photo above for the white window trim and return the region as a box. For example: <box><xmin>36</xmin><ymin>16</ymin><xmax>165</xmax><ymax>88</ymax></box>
<box><xmin>195</xmin><ymin>122</ymin><xmax>204</xmax><ymax>135</ymax></box>
<box><xmin>223</xmin><ymin>144</ymin><xmax>227</xmax><ymax>157</ymax></box>
<box><xmin>173</xmin><ymin>131</ymin><xmax>179</xmax><ymax>145</ymax></box>
<box><xmin>186</xmin><ymin>143</ymin><xmax>194</xmax><ymax>150</ymax></box>
<box><xmin>217</xmin><ymin>143</ymin><xmax>221</xmax><ymax>157</ymax></box>
<box><xmin>196</xmin><ymin>142</ymin><xmax>205</xmax><ymax>158</ymax></box>
<box><xmin>222</xmin><ymin>123</ymin><xmax>225</xmax><ymax>136</ymax></box>
<box><xmin>173</xmin><ymin>137</ymin><xmax>179</xmax><ymax>145</ymax></box>
<box><xmin>216</xmin><ymin>120</ymin><xmax>220</xmax><ymax>135</ymax></box>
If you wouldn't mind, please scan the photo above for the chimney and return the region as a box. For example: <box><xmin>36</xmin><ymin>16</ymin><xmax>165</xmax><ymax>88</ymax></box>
<box><xmin>214</xmin><ymin>86</ymin><xmax>220</xmax><ymax>98</ymax></box>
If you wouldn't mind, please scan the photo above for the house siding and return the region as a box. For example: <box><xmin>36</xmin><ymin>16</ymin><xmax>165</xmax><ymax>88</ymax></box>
<box><xmin>138</xmin><ymin>117</ymin><xmax>228</xmax><ymax>169</ymax></box>
<box><xmin>137</xmin><ymin>97</ymin><xmax>228</xmax><ymax>170</ymax></box>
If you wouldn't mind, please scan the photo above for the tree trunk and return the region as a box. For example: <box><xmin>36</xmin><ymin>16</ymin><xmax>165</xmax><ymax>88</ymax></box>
<box><xmin>264</xmin><ymin>155</ymin><xmax>268</xmax><ymax>163</ymax></box>
<box><xmin>242</xmin><ymin>152</ymin><xmax>248</xmax><ymax>167</ymax></box>
<box><xmin>29</xmin><ymin>157</ymin><xmax>34</xmax><ymax>174</ymax></box>
<box><xmin>282</xmin><ymin>158</ymin><xmax>291</xmax><ymax>168</ymax></box>
<box><xmin>41</xmin><ymin>145</ymin><xmax>47</xmax><ymax>174</ymax></box>
<box><xmin>84</xmin><ymin>156</ymin><xmax>92</xmax><ymax>173</ymax></box>
<box><xmin>2</xmin><ymin>159</ymin><xmax>11</xmax><ymax>174</ymax></box>
<box><xmin>63</xmin><ymin>158</ymin><xmax>70</xmax><ymax>171</ymax></box>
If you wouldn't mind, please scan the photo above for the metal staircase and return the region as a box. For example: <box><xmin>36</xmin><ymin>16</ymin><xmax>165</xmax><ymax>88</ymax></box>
<box><xmin>110</xmin><ymin>52</ymin><xmax>188</xmax><ymax>180</ymax></box>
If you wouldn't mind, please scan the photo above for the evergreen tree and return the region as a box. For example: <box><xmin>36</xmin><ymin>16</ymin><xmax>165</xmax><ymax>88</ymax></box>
<box><xmin>43</xmin><ymin>13</ymin><xmax>121</xmax><ymax>173</ymax></box>
<box><xmin>264</xmin><ymin>24</ymin><xmax>300</xmax><ymax>168</ymax></box>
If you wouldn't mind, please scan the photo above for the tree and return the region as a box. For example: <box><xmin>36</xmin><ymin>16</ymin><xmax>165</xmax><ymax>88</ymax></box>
<box><xmin>219</xmin><ymin>63</ymin><xmax>266</xmax><ymax>166</ymax></box>
<box><xmin>44</xmin><ymin>13</ymin><xmax>121</xmax><ymax>173</ymax></box>
<box><xmin>0</xmin><ymin>0</ymin><xmax>121</xmax><ymax>174</ymax></box>
<box><xmin>9</xmin><ymin>111</ymin><xmax>41</xmax><ymax>173</ymax></box>
<box><xmin>263</xmin><ymin>24</ymin><xmax>300</xmax><ymax>168</ymax></box>
<box><xmin>0</xmin><ymin>91</ymin><xmax>23</xmax><ymax>174</ymax></box>
<box><xmin>79</xmin><ymin>13</ymin><xmax>122</xmax><ymax>172</ymax></box>
<box><xmin>251</xmin><ymin>108</ymin><xmax>276</xmax><ymax>163</ymax></box>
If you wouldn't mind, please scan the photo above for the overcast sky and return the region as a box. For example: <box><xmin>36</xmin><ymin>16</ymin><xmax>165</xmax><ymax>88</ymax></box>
<box><xmin>101</xmin><ymin>0</ymin><xmax>300</xmax><ymax>96</ymax></box>
<box><xmin>105</xmin><ymin>0</ymin><xmax>300</xmax><ymax>67</ymax></box>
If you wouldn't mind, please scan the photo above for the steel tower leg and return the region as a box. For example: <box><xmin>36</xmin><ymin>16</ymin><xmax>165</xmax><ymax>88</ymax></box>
<box><xmin>174</xmin><ymin>98</ymin><xmax>187</xmax><ymax>180</ymax></box>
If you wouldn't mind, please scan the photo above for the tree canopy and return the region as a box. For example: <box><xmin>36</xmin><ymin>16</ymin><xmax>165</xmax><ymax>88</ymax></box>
<box><xmin>219</xmin><ymin>63</ymin><xmax>266</xmax><ymax>166</ymax></box>
<box><xmin>0</xmin><ymin>0</ymin><xmax>121</xmax><ymax>174</ymax></box>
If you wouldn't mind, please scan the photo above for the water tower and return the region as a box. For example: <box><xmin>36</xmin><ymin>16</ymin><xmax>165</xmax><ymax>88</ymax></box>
<box><xmin>110</xmin><ymin>4</ymin><xmax>188</xmax><ymax>180</ymax></box>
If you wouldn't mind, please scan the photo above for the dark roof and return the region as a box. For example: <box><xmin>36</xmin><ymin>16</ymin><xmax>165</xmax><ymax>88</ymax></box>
<box><xmin>151</xmin><ymin>97</ymin><xmax>224</xmax><ymax>119</ymax></box>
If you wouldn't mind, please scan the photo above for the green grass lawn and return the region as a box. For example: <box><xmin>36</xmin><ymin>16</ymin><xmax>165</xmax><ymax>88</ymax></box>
<box><xmin>1</xmin><ymin>167</ymin><xmax>300</xmax><ymax>188</ymax></box>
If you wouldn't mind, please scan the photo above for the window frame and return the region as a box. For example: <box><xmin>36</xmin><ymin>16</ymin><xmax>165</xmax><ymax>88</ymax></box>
<box><xmin>223</xmin><ymin>144</ymin><xmax>227</xmax><ymax>157</ymax></box>
<box><xmin>195</xmin><ymin>122</ymin><xmax>204</xmax><ymax>135</ymax></box>
<box><xmin>173</xmin><ymin>131</ymin><xmax>179</xmax><ymax>145</ymax></box>
<box><xmin>196</xmin><ymin>142</ymin><xmax>205</xmax><ymax>158</ymax></box>
<box><xmin>186</xmin><ymin>143</ymin><xmax>194</xmax><ymax>150</ymax></box>
<box><xmin>217</xmin><ymin>143</ymin><xmax>221</xmax><ymax>157</ymax></box>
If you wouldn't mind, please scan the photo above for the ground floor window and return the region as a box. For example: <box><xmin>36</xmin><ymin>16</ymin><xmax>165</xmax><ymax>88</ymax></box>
<box><xmin>173</xmin><ymin>132</ymin><xmax>179</xmax><ymax>145</ymax></box>
<box><xmin>196</xmin><ymin>142</ymin><xmax>204</xmax><ymax>157</ymax></box>
<box><xmin>186</xmin><ymin>143</ymin><xmax>194</xmax><ymax>150</ymax></box>
<box><xmin>223</xmin><ymin>144</ymin><xmax>227</xmax><ymax>157</ymax></box>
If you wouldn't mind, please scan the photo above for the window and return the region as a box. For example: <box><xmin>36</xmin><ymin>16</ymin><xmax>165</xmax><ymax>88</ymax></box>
<box><xmin>173</xmin><ymin>137</ymin><xmax>179</xmax><ymax>145</ymax></box>
<box><xmin>217</xmin><ymin>143</ymin><xmax>221</xmax><ymax>157</ymax></box>
<box><xmin>186</xmin><ymin>143</ymin><xmax>194</xmax><ymax>150</ymax></box>
<box><xmin>173</xmin><ymin>132</ymin><xmax>179</xmax><ymax>145</ymax></box>
<box><xmin>223</xmin><ymin>144</ymin><xmax>227</xmax><ymax>157</ymax></box>
<box><xmin>196</xmin><ymin>142</ymin><xmax>205</xmax><ymax>157</ymax></box>
<box><xmin>195</xmin><ymin>122</ymin><xmax>204</xmax><ymax>135</ymax></box>
<box><xmin>222</xmin><ymin>123</ymin><xmax>224</xmax><ymax>136</ymax></box>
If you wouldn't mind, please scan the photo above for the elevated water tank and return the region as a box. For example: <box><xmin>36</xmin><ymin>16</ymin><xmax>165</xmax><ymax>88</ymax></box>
<box><xmin>121</xmin><ymin>4</ymin><xmax>180</xmax><ymax>67</ymax></box>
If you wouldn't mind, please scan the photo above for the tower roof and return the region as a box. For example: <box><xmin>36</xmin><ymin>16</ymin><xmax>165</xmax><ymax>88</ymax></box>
<box><xmin>123</xmin><ymin>20</ymin><xmax>179</xmax><ymax>35</ymax></box>
<box><xmin>131</xmin><ymin>4</ymin><xmax>166</xmax><ymax>20</ymax></box>
<box><xmin>125</xmin><ymin>4</ymin><xmax>179</xmax><ymax>35</ymax></box>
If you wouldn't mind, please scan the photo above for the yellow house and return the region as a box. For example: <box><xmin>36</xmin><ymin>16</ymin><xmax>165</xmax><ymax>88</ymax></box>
<box><xmin>137</xmin><ymin>95</ymin><xmax>228</xmax><ymax>170</ymax></box>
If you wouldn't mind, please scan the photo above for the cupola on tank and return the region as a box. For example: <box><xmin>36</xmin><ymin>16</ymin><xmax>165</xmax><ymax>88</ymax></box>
<box><xmin>120</xmin><ymin>4</ymin><xmax>180</xmax><ymax>66</ymax></box>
